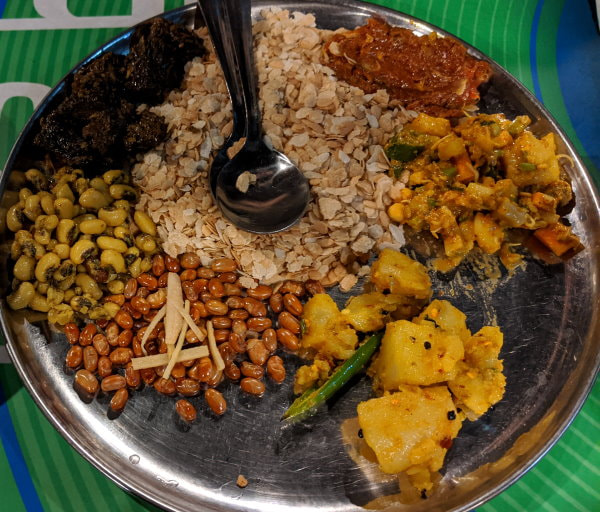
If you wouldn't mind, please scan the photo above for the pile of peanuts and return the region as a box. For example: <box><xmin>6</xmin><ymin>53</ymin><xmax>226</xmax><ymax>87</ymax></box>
<box><xmin>65</xmin><ymin>252</ymin><xmax>324</xmax><ymax>422</ymax></box>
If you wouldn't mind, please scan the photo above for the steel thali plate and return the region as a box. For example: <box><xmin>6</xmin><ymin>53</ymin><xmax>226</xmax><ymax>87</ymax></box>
<box><xmin>1</xmin><ymin>2</ymin><xmax>599</xmax><ymax>511</ymax></box>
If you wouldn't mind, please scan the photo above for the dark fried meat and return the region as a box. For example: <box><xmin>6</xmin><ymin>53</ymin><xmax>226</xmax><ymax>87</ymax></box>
<box><xmin>125</xmin><ymin>17</ymin><xmax>206</xmax><ymax>103</ymax></box>
<box><xmin>322</xmin><ymin>18</ymin><xmax>492</xmax><ymax>118</ymax></box>
<box><xmin>123</xmin><ymin>111</ymin><xmax>167</xmax><ymax>153</ymax></box>
<box><xmin>34</xmin><ymin>18</ymin><xmax>205</xmax><ymax>172</ymax></box>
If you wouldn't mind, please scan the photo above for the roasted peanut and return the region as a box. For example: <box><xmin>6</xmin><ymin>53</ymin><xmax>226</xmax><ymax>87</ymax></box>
<box><xmin>109</xmin><ymin>347</ymin><xmax>132</xmax><ymax>365</ymax></box>
<box><xmin>164</xmin><ymin>255</ymin><xmax>180</xmax><ymax>272</ymax></box>
<box><xmin>130</xmin><ymin>296</ymin><xmax>150</xmax><ymax>315</ymax></box>
<box><xmin>240</xmin><ymin>378</ymin><xmax>265</xmax><ymax>396</ymax></box>
<box><xmin>205</xmin><ymin>389</ymin><xmax>227</xmax><ymax>415</ymax></box>
<box><xmin>214</xmin><ymin>329</ymin><xmax>230</xmax><ymax>342</ymax></box>
<box><xmin>180</xmin><ymin>252</ymin><xmax>201</xmax><ymax>269</ymax></box>
<box><xmin>305</xmin><ymin>279</ymin><xmax>325</xmax><ymax>296</ymax></box>
<box><xmin>123</xmin><ymin>278</ymin><xmax>138</xmax><ymax>299</ymax></box>
<box><xmin>207</xmin><ymin>278</ymin><xmax>225</xmax><ymax>298</ymax></box>
<box><xmin>74</xmin><ymin>369</ymin><xmax>99</xmax><ymax>394</ymax></box>
<box><xmin>110</xmin><ymin>389</ymin><xmax>129</xmax><ymax>411</ymax></box>
<box><xmin>63</xmin><ymin>322</ymin><xmax>80</xmax><ymax>344</ymax></box>
<box><xmin>223</xmin><ymin>283</ymin><xmax>243</xmax><ymax>296</ymax></box>
<box><xmin>262</xmin><ymin>329</ymin><xmax>278</xmax><ymax>353</ymax></box>
<box><xmin>247</xmin><ymin>285</ymin><xmax>273</xmax><ymax>300</ymax></box>
<box><xmin>180</xmin><ymin>269</ymin><xmax>197</xmax><ymax>281</ymax></box>
<box><xmin>154</xmin><ymin>377</ymin><xmax>176</xmax><ymax>395</ymax></box>
<box><xmin>137</xmin><ymin>273</ymin><xmax>157</xmax><ymax>290</ymax></box>
<box><xmin>241</xmin><ymin>361</ymin><xmax>264</xmax><ymax>379</ymax></box>
<box><xmin>125</xmin><ymin>365</ymin><xmax>141</xmax><ymax>389</ymax></box>
<box><xmin>175</xmin><ymin>378</ymin><xmax>200</xmax><ymax>396</ymax></box>
<box><xmin>247</xmin><ymin>317</ymin><xmax>272</xmax><ymax>332</ymax></box>
<box><xmin>211</xmin><ymin>258</ymin><xmax>236</xmax><ymax>273</ymax></box>
<box><xmin>117</xmin><ymin>329</ymin><xmax>133</xmax><ymax>347</ymax></box>
<box><xmin>224</xmin><ymin>362</ymin><xmax>241</xmax><ymax>381</ymax></box>
<box><xmin>231</xmin><ymin>319</ymin><xmax>247</xmax><ymax>337</ymax></box>
<box><xmin>83</xmin><ymin>346</ymin><xmax>98</xmax><ymax>372</ymax></box>
<box><xmin>101</xmin><ymin>374</ymin><xmax>126</xmax><ymax>392</ymax></box>
<box><xmin>228</xmin><ymin>308</ymin><xmax>249</xmax><ymax>320</ymax></box>
<box><xmin>79</xmin><ymin>324</ymin><xmax>97</xmax><ymax>346</ymax></box>
<box><xmin>217</xmin><ymin>272</ymin><xmax>238</xmax><ymax>284</ymax></box>
<box><xmin>92</xmin><ymin>333</ymin><xmax>110</xmax><ymax>355</ymax></box>
<box><xmin>211</xmin><ymin>316</ymin><xmax>232</xmax><ymax>329</ymax></box>
<box><xmin>205</xmin><ymin>299</ymin><xmax>228</xmax><ymax>316</ymax></box>
<box><xmin>247</xmin><ymin>339</ymin><xmax>269</xmax><ymax>366</ymax></box>
<box><xmin>114</xmin><ymin>310</ymin><xmax>133</xmax><ymax>329</ymax></box>
<box><xmin>278</xmin><ymin>311</ymin><xmax>301</xmax><ymax>334</ymax></box>
<box><xmin>243</xmin><ymin>297</ymin><xmax>267</xmax><ymax>317</ymax></box>
<box><xmin>188</xmin><ymin>357</ymin><xmax>212</xmax><ymax>382</ymax></box>
<box><xmin>267</xmin><ymin>356</ymin><xmax>286</xmax><ymax>383</ymax></box>
<box><xmin>197</xmin><ymin>267</ymin><xmax>215</xmax><ymax>279</ymax></box>
<box><xmin>152</xmin><ymin>254</ymin><xmax>165</xmax><ymax>276</ymax></box>
<box><xmin>276</xmin><ymin>328</ymin><xmax>299</xmax><ymax>351</ymax></box>
<box><xmin>175</xmin><ymin>399</ymin><xmax>197</xmax><ymax>422</ymax></box>
<box><xmin>97</xmin><ymin>356</ymin><xmax>112</xmax><ymax>378</ymax></box>
<box><xmin>105</xmin><ymin>321</ymin><xmax>120</xmax><ymax>346</ymax></box>
<box><xmin>228</xmin><ymin>332</ymin><xmax>247</xmax><ymax>353</ymax></box>
<box><xmin>66</xmin><ymin>345</ymin><xmax>83</xmax><ymax>368</ymax></box>
<box><xmin>283</xmin><ymin>293</ymin><xmax>303</xmax><ymax>316</ymax></box>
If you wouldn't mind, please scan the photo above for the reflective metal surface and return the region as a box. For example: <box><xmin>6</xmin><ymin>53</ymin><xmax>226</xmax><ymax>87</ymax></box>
<box><xmin>1</xmin><ymin>2</ymin><xmax>599</xmax><ymax>512</ymax></box>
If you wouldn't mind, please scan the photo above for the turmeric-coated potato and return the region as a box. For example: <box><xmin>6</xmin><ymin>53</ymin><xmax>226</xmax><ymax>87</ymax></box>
<box><xmin>357</xmin><ymin>385</ymin><xmax>462</xmax><ymax>478</ymax></box>
<box><xmin>371</xmin><ymin>320</ymin><xmax>464</xmax><ymax>389</ymax></box>
<box><xmin>370</xmin><ymin>249</ymin><xmax>431</xmax><ymax>299</ymax></box>
<box><xmin>301</xmin><ymin>294</ymin><xmax>358</xmax><ymax>361</ymax></box>
<box><xmin>448</xmin><ymin>326</ymin><xmax>505</xmax><ymax>418</ymax></box>
<box><xmin>414</xmin><ymin>299</ymin><xmax>471</xmax><ymax>343</ymax></box>
<box><xmin>341</xmin><ymin>292</ymin><xmax>405</xmax><ymax>333</ymax></box>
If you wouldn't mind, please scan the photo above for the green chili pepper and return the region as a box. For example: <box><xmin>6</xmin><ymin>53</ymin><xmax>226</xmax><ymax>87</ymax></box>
<box><xmin>282</xmin><ymin>332</ymin><xmax>383</xmax><ymax>421</ymax></box>
<box><xmin>519</xmin><ymin>162</ymin><xmax>537</xmax><ymax>172</ymax></box>
<box><xmin>442</xmin><ymin>166</ymin><xmax>457</xmax><ymax>178</ymax></box>
<box><xmin>386</xmin><ymin>143</ymin><xmax>425</xmax><ymax>163</ymax></box>
<box><xmin>427</xmin><ymin>198</ymin><xmax>438</xmax><ymax>208</ymax></box>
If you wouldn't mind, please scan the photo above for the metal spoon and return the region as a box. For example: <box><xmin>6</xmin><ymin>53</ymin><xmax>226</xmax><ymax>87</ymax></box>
<box><xmin>195</xmin><ymin>0</ymin><xmax>246</xmax><ymax>196</ymax></box>
<box><xmin>200</xmin><ymin>0</ymin><xmax>310</xmax><ymax>234</ymax></box>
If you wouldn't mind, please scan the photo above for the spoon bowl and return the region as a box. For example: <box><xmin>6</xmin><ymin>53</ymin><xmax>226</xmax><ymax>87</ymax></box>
<box><xmin>215</xmin><ymin>139</ymin><xmax>310</xmax><ymax>233</ymax></box>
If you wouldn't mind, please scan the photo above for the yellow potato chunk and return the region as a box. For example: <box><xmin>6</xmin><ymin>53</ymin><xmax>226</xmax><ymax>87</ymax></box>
<box><xmin>409</xmin><ymin>113</ymin><xmax>451</xmax><ymax>137</ymax></box>
<box><xmin>503</xmin><ymin>131</ymin><xmax>560</xmax><ymax>187</ymax></box>
<box><xmin>357</xmin><ymin>385</ymin><xmax>462</xmax><ymax>477</ymax></box>
<box><xmin>371</xmin><ymin>320</ymin><xmax>464</xmax><ymax>389</ymax></box>
<box><xmin>414</xmin><ymin>299</ymin><xmax>471</xmax><ymax>343</ymax></box>
<box><xmin>371</xmin><ymin>248</ymin><xmax>432</xmax><ymax>300</ymax></box>
<box><xmin>448</xmin><ymin>326</ymin><xmax>506</xmax><ymax>418</ymax></box>
<box><xmin>301</xmin><ymin>294</ymin><xmax>358</xmax><ymax>361</ymax></box>
<box><xmin>293</xmin><ymin>358</ymin><xmax>331</xmax><ymax>395</ymax></box>
<box><xmin>341</xmin><ymin>292</ymin><xmax>408</xmax><ymax>332</ymax></box>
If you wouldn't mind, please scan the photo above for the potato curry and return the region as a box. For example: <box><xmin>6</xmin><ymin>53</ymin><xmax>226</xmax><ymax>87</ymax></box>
<box><xmin>295</xmin><ymin>249</ymin><xmax>506</xmax><ymax>495</ymax></box>
<box><xmin>385</xmin><ymin>113</ymin><xmax>583</xmax><ymax>271</ymax></box>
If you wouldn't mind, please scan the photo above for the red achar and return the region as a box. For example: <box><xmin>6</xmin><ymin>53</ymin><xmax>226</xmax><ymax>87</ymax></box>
<box><xmin>322</xmin><ymin>17</ymin><xmax>492</xmax><ymax>118</ymax></box>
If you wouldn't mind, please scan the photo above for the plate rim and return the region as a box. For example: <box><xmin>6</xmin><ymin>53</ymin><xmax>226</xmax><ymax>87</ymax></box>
<box><xmin>1</xmin><ymin>2</ymin><xmax>599</xmax><ymax>511</ymax></box>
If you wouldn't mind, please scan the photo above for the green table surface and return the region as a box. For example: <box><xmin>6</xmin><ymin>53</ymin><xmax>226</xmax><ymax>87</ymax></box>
<box><xmin>0</xmin><ymin>1</ymin><xmax>599</xmax><ymax>511</ymax></box>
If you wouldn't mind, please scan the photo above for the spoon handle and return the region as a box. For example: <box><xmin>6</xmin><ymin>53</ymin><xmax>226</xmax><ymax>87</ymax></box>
<box><xmin>196</xmin><ymin>0</ymin><xmax>246</xmax><ymax>132</ymax></box>
<box><xmin>223</xmin><ymin>0</ymin><xmax>262</xmax><ymax>143</ymax></box>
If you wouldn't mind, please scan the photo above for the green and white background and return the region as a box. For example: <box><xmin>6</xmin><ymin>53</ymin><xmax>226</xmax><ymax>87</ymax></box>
<box><xmin>0</xmin><ymin>0</ymin><xmax>598</xmax><ymax>510</ymax></box>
